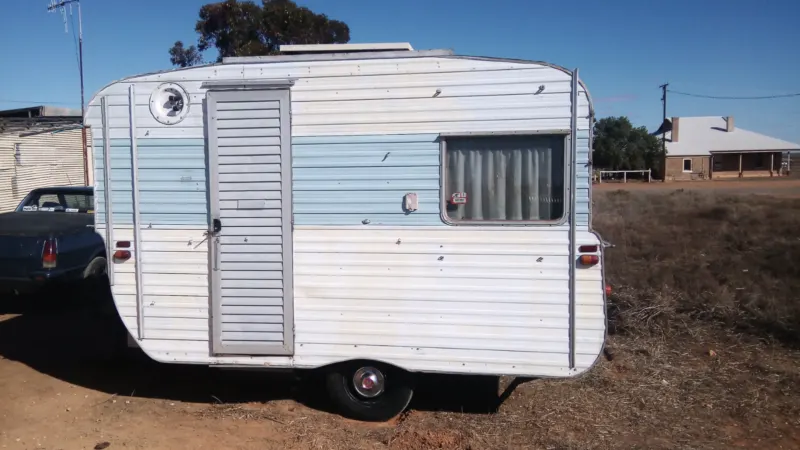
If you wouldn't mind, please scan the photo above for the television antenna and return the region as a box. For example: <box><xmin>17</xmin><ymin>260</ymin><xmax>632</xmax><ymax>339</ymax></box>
<box><xmin>47</xmin><ymin>0</ymin><xmax>88</xmax><ymax>185</ymax></box>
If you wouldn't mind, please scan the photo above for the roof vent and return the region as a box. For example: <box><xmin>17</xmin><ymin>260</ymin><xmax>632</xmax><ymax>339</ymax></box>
<box><xmin>279</xmin><ymin>42</ymin><xmax>414</xmax><ymax>54</ymax></box>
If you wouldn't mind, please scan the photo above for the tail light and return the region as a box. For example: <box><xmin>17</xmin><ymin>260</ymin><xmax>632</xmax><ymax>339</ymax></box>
<box><xmin>578</xmin><ymin>244</ymin><xmax>600</xmax><ymax>267</ymax></box>
<box><xmin>42</xmin><ymin>238</ymin><xmax>57</xmax><ymax>269</ymax></box>
<box><xmin>605</xmin><ymin>285</ymin><xmax>613</xmax><ymax>296</ymax></box>
<box><xmin>113</xmin><ymin>250</ymin><xmax>132</xmax><ymax>264</ymax></box>
<box><xmin>113</xmin><ymin>240</ymin><xmax>132</xmax><ymax>263</ymax></box>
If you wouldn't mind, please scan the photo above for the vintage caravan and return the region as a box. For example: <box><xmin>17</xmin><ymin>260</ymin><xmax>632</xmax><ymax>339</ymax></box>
<box><xmin>85</xmin><ymin>42</ymin><xmax>608</xmax><ymax>421</ymax></box>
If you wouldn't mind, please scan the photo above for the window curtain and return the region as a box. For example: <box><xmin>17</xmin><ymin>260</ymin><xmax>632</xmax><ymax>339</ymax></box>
<box><xmin>445</xmin><ymin>135</ymin><xmax>565</xmax><ymax>221</ymax></box>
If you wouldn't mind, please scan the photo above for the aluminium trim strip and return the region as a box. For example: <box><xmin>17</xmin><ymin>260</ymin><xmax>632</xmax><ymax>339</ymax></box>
<box><xmin>128</xmin><ymin>85</ymin><xmax>145</xmax><ymax>340</ymax></box>
<box><xmin>100</xmin><ymin>97</ymin><xmax>115</xmax><ymax>286</ymax></box>
<box><xmin>568</xmin><ymin>68</ymin><xmax>579</xmax><ymax>370</ymax></box>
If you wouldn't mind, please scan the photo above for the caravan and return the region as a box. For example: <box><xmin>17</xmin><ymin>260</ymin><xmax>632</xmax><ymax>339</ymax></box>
<box><xmin>85</xmin><ymin>43</ymin><xmax>608</xmax><ymax>421</ymax></box>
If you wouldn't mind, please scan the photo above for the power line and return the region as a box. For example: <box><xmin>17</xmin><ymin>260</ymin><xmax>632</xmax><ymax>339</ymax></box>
<box><xmin>667</xmin><ymin>89</ymin><xmax>800</xmax><ymax>100</ymax></box>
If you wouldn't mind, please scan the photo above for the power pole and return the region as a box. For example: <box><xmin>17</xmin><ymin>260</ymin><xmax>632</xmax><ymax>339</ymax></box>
<box><xmin>48</xmin><ymin>0</ymin><xmax>88</xmax><ymax>185</ymax></box>
<box><xmin>659</xmin><ymin>83</ymin><xmax>669</xmax><ymax>153</ymax></box>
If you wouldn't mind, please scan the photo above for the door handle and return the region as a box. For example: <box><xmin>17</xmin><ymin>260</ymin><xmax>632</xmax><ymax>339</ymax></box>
<box><xmin>212</xmin><ymin>218</ymin><xmax>222</xmax><ymax>234</ymax></box>
<box><xmin>213</xmin><ymin>237</ymin><xmax>220</xmax><ymax>271</ymax></box>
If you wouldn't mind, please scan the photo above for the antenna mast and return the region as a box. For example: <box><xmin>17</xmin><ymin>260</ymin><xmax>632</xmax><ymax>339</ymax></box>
<box><xmin>48</xmin><ymin>0</ymin><xmax>88</xmax><ymax>185</ymax></box>
<box><xmin>659</xmin><ymin>83</ymin><xmax>669</xmax><ymax>154</ymax></box>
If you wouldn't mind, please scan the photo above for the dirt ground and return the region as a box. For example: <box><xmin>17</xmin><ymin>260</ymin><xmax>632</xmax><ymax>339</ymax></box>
<box><xmin>2</xmin><ymin>180</ymin><xmax>799</xmax><ymax>450</ymax></box>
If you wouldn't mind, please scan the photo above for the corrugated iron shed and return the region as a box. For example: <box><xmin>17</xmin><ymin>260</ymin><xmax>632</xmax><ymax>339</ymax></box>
<box><xmin>0</xmin><ymin>106</ymin><xmax>89</xmax><ymax>212</ymax></box>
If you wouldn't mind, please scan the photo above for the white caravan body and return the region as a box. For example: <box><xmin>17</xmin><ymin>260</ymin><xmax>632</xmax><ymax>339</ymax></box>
<box><xmin>85</xmin><ymin>44</ymin><xmax>606</xmax><ymax>378</ymax></box>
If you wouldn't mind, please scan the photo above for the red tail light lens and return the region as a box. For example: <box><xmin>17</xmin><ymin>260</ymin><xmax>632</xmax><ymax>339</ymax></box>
<box><xmin>579</xmin><ymin>245</ymin><xmax>598</xmax><ymax>253</ymax></box>
<box><xmin>116</xmin><ymin>241</ymin><xmax>131</xmax><ymax>248</ymax></box>
<box><xmin>113</xmin><ymin>250</ymin><xmax>131</xmax><ymax>263</ymax></box>
<box><xmin>42</xmin><ymin>239</ymin><xmax>57</xmax><ymax>269</ymax></box>
<box><xmin>605</xmin><ymin>285</ymin><xmax>612</xmax><ymax>296</ymax></box>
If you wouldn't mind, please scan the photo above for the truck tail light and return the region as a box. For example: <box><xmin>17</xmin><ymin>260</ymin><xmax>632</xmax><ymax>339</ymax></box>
<box><xmin>42</xmin><ymin>238</ymin><xmax>57</xmax><ymax>269</ymax></box>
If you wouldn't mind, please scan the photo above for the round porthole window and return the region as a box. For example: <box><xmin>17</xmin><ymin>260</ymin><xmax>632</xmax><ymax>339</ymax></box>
<box><xmin>149</xmin><ymin>82</ymin><xmax>190</xmax><ymax>125</ymax></box>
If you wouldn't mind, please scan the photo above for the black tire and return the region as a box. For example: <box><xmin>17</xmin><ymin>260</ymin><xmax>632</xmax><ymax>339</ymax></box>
<box><xmin>325</xmin><ymin>361</ymin><xmax>415</xmax><ymax>422</ymax></box>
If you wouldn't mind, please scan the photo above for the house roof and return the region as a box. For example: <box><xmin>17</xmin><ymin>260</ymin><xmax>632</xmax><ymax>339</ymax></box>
<box><xmin>656</xmin><ymin>116</ymin><xmax>800</xmax><ymax>157</ymax></box>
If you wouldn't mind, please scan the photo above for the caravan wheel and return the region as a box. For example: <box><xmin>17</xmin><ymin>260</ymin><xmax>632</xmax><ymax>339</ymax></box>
<box><xmin>326</xmin><ymin>362</ymin><xmax>414</xmax><ymax>421</ymax></box>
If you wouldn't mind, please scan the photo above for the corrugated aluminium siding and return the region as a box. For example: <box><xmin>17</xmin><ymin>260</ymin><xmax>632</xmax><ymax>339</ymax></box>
<box><xmin>93</xmin><ymin>138</ymin><xmax>207</xmax><ymax>226</ymax></box>
<box><xmin>294</xmin><ymin>134</ymin><xmax>440</xmax><ymax>225</ymax></box>
<box><xmin>102</xmin><ymin>226</ymin><xmax>605</xmax><ymax>376</ymax></box>
<box><xmin>93</xmin><ymin>131</ymin><xmax>589</xmax><ymax>227</ymax></box>
<box><xmin>87</xmin><ymin>56</ymin><xmax>592</xmax><ymax>227</ymax></box>
<box><xmin>86</xmin><ymin>57</ymin><xmax>591</xmax><ymax>138</ymax></box>
<box><xmin>292</xmin><ymin>227</ymin><xmax>605</xmax><ymax>375</ymax></box>
<box><xmin>85</xmin><ymin>55</ymin><xmax>604</xmax><ymax>376</ymax></box>
<box><xmin>0</xmin><ymin>128</ymin><xmax>90</xmax><ymax>212</ymax></box>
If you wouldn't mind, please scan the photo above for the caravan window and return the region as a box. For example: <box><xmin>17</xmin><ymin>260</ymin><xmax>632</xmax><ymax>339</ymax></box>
<box><xmin>442</xmin><ymin>134</ymin><xmax>566</xmax><ymax>223</ymax></box>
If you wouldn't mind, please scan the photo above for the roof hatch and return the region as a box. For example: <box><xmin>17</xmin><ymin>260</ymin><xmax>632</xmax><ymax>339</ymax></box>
<box><xmin>279</xmin><ymin>42</ymin><xmax>414</xmax><ymax>54</ymax></box>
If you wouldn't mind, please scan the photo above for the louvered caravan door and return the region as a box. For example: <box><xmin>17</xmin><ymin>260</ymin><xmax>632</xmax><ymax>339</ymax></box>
<box><xmin>207</xmin><ymin>89</ymin><xmax>293</xmax><ymax>356</ymax></box>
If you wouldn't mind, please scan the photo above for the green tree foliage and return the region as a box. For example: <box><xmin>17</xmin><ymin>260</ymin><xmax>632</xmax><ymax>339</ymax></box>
<box><xmin>169</xmin><ymin>0</ymin><xmax>350</xmax><ymax>67</ymax></box>
<box><xmin>168</xmin><ymin>41</ymin><xmax>204</xmax><ymax>67</ymax></box>
<box><xmin>593</xmin><ymin>116</ymin><xmax>666</xmax><ymax>177</ymax></box>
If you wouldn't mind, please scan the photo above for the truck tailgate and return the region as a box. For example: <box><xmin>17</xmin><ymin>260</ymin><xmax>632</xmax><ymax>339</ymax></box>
<box><xmin>0</xmin><ymin>212</ymin><xmax>93</xmax><ymax>280</ymax></box>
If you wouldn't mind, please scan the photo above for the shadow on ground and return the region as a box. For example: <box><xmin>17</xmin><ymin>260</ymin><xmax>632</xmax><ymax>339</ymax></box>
<box><xmin>0</xmin><ymin>293</ymin><xmax>503</xmax><ymax>417</ymax></box>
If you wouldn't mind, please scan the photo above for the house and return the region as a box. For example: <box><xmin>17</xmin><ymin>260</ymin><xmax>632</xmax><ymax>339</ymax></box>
<box><xmin>653</xmin><ymin>116</ymin><xmax>800</xmax><ymax>181</ymax></box>
<box><xmin>0</xmin><ymin>105</ymin><xmax>92</xmax><ymax>212</ymax></box>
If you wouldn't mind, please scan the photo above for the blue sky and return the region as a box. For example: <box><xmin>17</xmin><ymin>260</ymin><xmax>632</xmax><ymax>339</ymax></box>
<box><xmin>2</xmin><ymin>0</ymin><xmax>798</xmax><ymax>142</ymax></box>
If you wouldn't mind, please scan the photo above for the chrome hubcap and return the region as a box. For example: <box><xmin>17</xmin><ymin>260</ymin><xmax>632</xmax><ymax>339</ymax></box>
<box><xmin>352</xmin><ymin>367</ymin><xmax>385</xmax><ymax>398</ymax></box>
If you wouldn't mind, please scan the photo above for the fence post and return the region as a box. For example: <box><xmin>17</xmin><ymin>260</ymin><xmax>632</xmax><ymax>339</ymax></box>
<box><xmin>648</xmin><ymin>169</ymin><xmax>652</xmax><ymax>183</ymax></box>
<box><xmin>623</xmin><ymin>171</ymin><xmax>627</xmax><ymax>183</ymax></box>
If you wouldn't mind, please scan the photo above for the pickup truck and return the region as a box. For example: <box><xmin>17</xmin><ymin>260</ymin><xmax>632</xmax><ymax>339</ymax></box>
<box><xmin>0</xmin><ymin>186</ymin><xmax>107</xmax><ymax>296</ymax></box>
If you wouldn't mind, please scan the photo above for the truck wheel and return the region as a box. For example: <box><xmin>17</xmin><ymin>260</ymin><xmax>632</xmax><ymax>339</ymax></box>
<box><xmin>325</xmin><ymin>361</ymin><xmax>414</xmax><ymax>422</ymax></box>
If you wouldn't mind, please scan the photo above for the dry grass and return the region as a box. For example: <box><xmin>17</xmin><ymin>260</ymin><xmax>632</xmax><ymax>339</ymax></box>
<box><xmin>595</xmin><ymin>189</ymin><xmax>800</xmax><ymax>344</ymax></box>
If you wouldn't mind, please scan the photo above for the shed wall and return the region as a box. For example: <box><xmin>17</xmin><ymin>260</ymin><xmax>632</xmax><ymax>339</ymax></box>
<box><xmin>0</xmin><ymin>127</ymin><xmax>89</xmax><ymax>212</ymax></box>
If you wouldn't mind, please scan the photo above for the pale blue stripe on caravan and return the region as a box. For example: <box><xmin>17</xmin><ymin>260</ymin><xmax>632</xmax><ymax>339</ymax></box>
<box><xmin>94</xmin><ymin>138</ymin><xmax>209</xmax><ymax>226</ymax></box>
<box><xmin>92</xmin><ymin>131</ymin><xmax>591</xmax><ymax>227</ymax></box>
<box><xmin>293</xmin><ymin>134</ymin><xmax>442</xmax><ymax>226</ymax></box>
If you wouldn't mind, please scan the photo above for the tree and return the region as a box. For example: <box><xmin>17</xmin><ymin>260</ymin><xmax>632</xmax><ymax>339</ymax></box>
<box><xmin>593</xmin><ymin>116</ymin><xmax>666</xmax><ymax>178</ymax></box>
<box><xmin>169</xmin><ymin>41</ymin><xmax>204</xmax><ymax>68</ymax></box>
<box><xmin>168</xmin><ymin>0</ymin><xmax>350</xmax><ymax>67</ymax></box>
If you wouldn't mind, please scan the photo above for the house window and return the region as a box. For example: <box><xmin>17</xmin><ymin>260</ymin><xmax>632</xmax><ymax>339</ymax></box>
<box><xmin>682</xmin><ymin>158</ymin><xmax>692</xmax><ymax>173</ymax></box>
<box><xmin>442</xmin><ymin>134</ymin><xmax>566</xmax><ymax>223</ymax></box>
